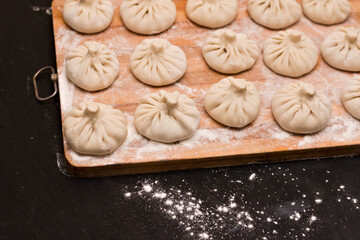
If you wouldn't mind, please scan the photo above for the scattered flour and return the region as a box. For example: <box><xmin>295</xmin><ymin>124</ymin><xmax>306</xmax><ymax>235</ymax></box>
<box><xmin>119</xmin><ymin>164</ymin><xmax>360</xmax><ymax>240</ymax></box>
<box><xmin>56</xmin><ymin>153</ymin><xmax>71</xmax><ymax>177</ymax></box>
<box><xmin>31</xmin><ymin>5</ymin><xmax>52</xmax><ymax>15</ymax></box>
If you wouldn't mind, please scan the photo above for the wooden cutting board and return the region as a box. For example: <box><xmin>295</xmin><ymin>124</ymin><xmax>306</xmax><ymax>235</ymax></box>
<box><xmin>52</xmin><ymin>0</ymin><xmax>360</xmax><ymax>177</ymax></box>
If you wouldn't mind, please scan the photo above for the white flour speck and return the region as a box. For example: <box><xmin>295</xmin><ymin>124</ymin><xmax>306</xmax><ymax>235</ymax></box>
<box><xmin>143</xmin><ymin>185</ymin><xmax>152</xmax><ymax>192</ymax></box>
<box><xmin>199</xmin><ymin>233</ymin><xmax>209</xmax><ymax>239</ymax></box>
<box><xmin>249</xmin><ymin>173</ymin><xmax>256</xmax><ymax>181</ymax></box>
<box><xmin>32</xmin><ymin>6</ymin><xmax>40</xmax><ymax>11</ymax></box>
<box><xmin>309</xmin><ymin>215</ymin><xmax>317</xmax><ymax>223</ymax></box>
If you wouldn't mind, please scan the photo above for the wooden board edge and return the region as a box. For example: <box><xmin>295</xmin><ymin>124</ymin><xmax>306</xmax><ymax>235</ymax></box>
<box><xmin>64</xmin><ymin>144</ymin><xmax>360</xmax><ymax>178</ymax></box>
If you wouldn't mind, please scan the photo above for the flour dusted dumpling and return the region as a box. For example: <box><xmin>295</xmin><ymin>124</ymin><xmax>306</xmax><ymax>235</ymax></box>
<box><xmin>321</xmin><ymin>27</ymin><xmax>360</xmax><ymax>72</ymax></box>
<box><xmin>130</xmin><ymin>39</ymin><xmax>187</xmax><ymax>86</ymax></box>
<box><xmin>63</xmin><ymin>102</ymin><xmax>127</xmax><ymax>155</ymax></box>
<box><xmin>263</xmin><ymin>30</ymin><xmax>319</xmax><ymax>77</ymax></box>
<box><xmin>342</xmin><ymin>78</ymin><xmax>360</xmax><ymax>120</ymax></box>
<box><xmin>303</xmin><ymin>0</ymin><xmax>351</xmax><ymax>25</ymax></box>
<box><xmin>202</xmin><ymin>29</ymin><xmax>260</xmax><ymax>74</ymax></box>
<box><xmin>120</xmin><ymin>0</ymin><xmax>176</xmax><ymax>35</ymax></box>
<box><xmin>248</xmin><ymin>0</ymin><xmax>301</xmax><ymax>29</ymax></box>
<box><xmin>186</xmin><ymin>0</ymin><xmax>238</xmax><ymax>28</ymax></box>
<box><xmin>272</xmin><ymin>82</ymin><xmax>332</xmax><ymax>134</ymax></box>
<box><xmin>63</xmin><ymin>0</ymin><xmax>114</xmax><ymax>34</ymax></box>
<box><xmin>134</xmin><ymin>90</ymin><xmax>200</xmax><ymax>143</ymax></box>
<box><xmin>205</xmin><ymin>77</ymin><xmax>260</xmax><ymax>128</ymax></box>
<box><xmin>66</xmin><ymin>41</ymin><xmax>119</xmax><ymax>91</ymax></box>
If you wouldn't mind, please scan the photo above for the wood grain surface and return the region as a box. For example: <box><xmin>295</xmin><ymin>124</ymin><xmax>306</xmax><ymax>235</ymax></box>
<box><xmin>52</xmin><ymin>0</ymin><xmax>360</xmax><ymax>177</ymax></box>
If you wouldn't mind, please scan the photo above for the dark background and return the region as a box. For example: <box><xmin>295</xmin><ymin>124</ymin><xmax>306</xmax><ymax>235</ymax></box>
<box><xmin>1</xmin><ymin>1</ymin><xmax>360</xmax><ymax>239</ymax></box>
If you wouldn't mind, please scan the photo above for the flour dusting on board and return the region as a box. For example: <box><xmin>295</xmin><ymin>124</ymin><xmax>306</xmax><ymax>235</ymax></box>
<box><xmin>53</xmin><ymin>0</ymin><xmax>360</xmax><ymax>167</ymax></box>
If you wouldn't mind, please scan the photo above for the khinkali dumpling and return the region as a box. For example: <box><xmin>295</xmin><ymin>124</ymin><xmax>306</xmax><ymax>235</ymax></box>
<box><xmin>303</xmin><ymin>0</ymin><xmax>351</xmax><ymax>25</ymax></box>
<box><xmin>321</xmin><ymin>27</ymin><xmax>360</xmax><ymax>72</ymax></box>
<box><xmin>202</xmin><ymin>29</ymin><xmax>260</xmax><ymax>74</ymax></box>
<box><xmin>63</xmin><ymin>102</ymin><xmax>127</xmax><ymax>155</ymax></box>
<box><xmin>130</xmin><ymin>39</ymin><xmax>187</xmax><ymax>86</ymax></box>
<box><xmin>120</xmin><ymin>0</ymin><xmax>176</xmax><ymax>35</ymax></box>
<box><xmin>342</xmin><ymin>78</ymin><xmax>360</xmax><ymax>120</ymax></box>
<box><xmin>205</xmin><ymin>77</ymin><xmax>260</xmax><ymax>128</ymax></box>
<box><xmin>263</xmin><ymin>30</ymin><xmax>319</xmax><ymax>77</ymax></box>
<box><xmin>66</xmin><ymin>41</ymin><xmax>119</xmax><ymax>91</ymax></box>
<box><xmin>272</xmin><ymin>82</ymin><xmax>332</xmax><ymax>134</ymax></box>
<box><xmin>186</xmin><ymin>0</ymin><xmax>238</xmax><ymax>28</ymax></box>
<box><xmin>63</xmin><ymin>0</ymin><xmax>114</xmax><ymax>34</ymax></box>
<box><xmin>248</xmin><ymin>0</ymin><xmax>301</xmax><ymax>29</ymax></box>
<box><xmin>134</xmin><ymin>90</ymin><xmax>200</xmax><ymax>143</ymax></box>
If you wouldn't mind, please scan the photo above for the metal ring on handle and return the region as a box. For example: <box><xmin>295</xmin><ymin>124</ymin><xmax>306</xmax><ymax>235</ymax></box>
<box><xmin>33</xmin><ymin>66</ymin><xmax>58</xmax><ymax>101</ymax></box>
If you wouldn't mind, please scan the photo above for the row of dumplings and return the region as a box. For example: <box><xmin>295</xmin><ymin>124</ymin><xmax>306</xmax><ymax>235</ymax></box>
<box><xmin>62</xmin><ymin>0</ymin><xmax>352</xmax><ymax>35</ymax></box>
<box><xmin>63</xmin><ymin>77</ymin><xmax>360</xmax><ymax>156</ymax></box>
<box><xmin>65</xmin><ymin>26</ymin><xmax>360</xmax><ymax>93</ymax></box>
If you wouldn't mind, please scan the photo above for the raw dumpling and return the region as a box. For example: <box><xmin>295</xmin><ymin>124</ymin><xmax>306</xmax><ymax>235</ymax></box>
<box><xmin>321</xmin><ymin>27</ymin><xmax>360</xmax><ymax>72</ymax></box>
<box><xmin>130</xmin><ymin>39</ymin><xmax>187</xmax><ymax>86</ymax></box>
<box><xmin>303</xmin><ymin>0</ymin><xmax>351</xmax><ymax>25</ymax></box>
<box><xmin>186</xmin><ymin>0</ymin><xmax>238</xmax><ymax>28</ymax></box>
<box><xmin>248</xmin><ymin>0</ymin><xmax>301</xmax><ymax>29</ymax></box>
<box><xmin>272</xmin><ymin>82</ymin><xmax>332</xmax><ymax>134</ymax></box>
<box><xmin>134</xmin><ymin>90</ymin><xmax>200</xmax><ymax>143</ymax></box>
<box><xmin>63</xmin><ymin>102</ymin><xmax>127</xmax><ymax>155</ymax></box>
<box><xmin>342</xmin><ymin>78</ymin><xmax>360</xmax><ymax>120</ymax></box>
<box><xmin>66</xmin><ymin>41</ymin><xmax>119</xmax><ymax>91</ymax></box>
<box><xmin>63</xmin><ymin>0</ymin><xmax>114</xmax><ymax>34</ymax></box>
<box><xmin>205</xmin><ymin>77</ymin><xmax>260</xmax><ymax>128</ymax></box>
<box><xmin>202</xmin><ymin>29</ymin><xmax>260</xmax><ymax>74</ymax></box>
<box><xmin>120</xmin><ymin>0</ymin><xmax>176</xmax><ymax>35</ymax></box>
<box><xmin>263</xmin><ymin>30</ymin><xmax>319</xmax><ymax>77</ymax></box>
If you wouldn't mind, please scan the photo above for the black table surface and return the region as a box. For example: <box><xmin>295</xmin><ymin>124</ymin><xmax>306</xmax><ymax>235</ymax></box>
<box><xmin>1</xmin><ymin>1</ymin><xmax>360</xmax><ymax>239</ymax></box>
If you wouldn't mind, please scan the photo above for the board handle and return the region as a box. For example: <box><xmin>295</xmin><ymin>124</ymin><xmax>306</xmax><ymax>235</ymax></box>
<box><xmin>33</xmin><ymin>66</ymin><xmax>58</xmax><ymax>101</ymax></box>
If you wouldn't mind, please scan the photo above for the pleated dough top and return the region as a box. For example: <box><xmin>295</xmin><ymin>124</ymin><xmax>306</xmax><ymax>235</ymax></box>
<box><xmin>205</xmin><ymin>77</ymin><xmax>261</xmax><ymax>128</ymax></box>
<box><xmin>130</xmin><ymin>39</ymin><xmax>187</xmax><ymax>86</ymax></box>
<box><xmin>63</xmin><ymin>102</ymin><xmax>127</xmax><ymax>155</ymax></box>
<box><xmin>66</xmin><ymin>41</ymin><xmax>119</xmax><ymax>91</ymax></box>
<box><xmin>263</xmin><ymin>30</ymin><xmax>319</xmax><ymax>77</ymax></box>
<box><xmin>342</xmin><ymin>78</ymin><xmax>360</xmax><ymax>120</ymax></box>
<box><xmin>202</xmin><ymin>29</ymin><xmax>260</xmax><ymax>74</ymax></box>
<box><xmin>134</xmin><ymin>90</ymin><xmax>200</xmax><ymax>143</ymax></box>
<box><xmin>321</xmin><ymin>27</ymin><xmax>360</xmax><ymax>72</ymax></box>
<box><xmin>272</xmin><ymin>82</ymin><xmax>332</xmax><ymax>134</ymax></box>
<box><xmin>63</xmin><ymin>0</ymin><xmax>114</xmax><ymax>34</ymax></box>
<box><xmin>303</xmin><ymin>0</ymin><xmax>351</xmax><ymax>25</ymax></box>
<box><xmin>248</xmin><ymin>0</ymin><xmax>302</xmax><ymax>29</ymax></box>
<box><xmin>120</xmin><ymin>0</ymin><xmax>176</xmax><ymax>35</ymax></box>
<box><xmin>186</xmin><ymin>0</ymin><xmax>238</xmax><ymax>28</ymax></box>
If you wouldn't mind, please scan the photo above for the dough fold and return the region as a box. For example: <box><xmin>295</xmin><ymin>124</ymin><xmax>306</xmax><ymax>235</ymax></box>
<box><xmin>342</xmin><ymin>78</ymin><xmax>360</xmax><ymax>120</ymax></box>
<box><xmin>130</xmin><ymin>39</ymin><xmax>187</xmax><ymax>86</ymax></box>
<box><xmin>303</xmin><ymin>0</ymin><xmax>351</xmax><ymax>25</ymax></box>
<box><xmin>63</xmin><ymin>0</ymin><xmax>114</xmax><ymax>34</ymax></box>
<box><xmin>321</xmin><ymin>27</ymin><xmax>360</xmax><ymax>72</ymax></box>
<box><xmin>66</xmin><ymin>41</ymin><xmax>119</xmax><ymax>91</ymax></box>
<box><xmin>272</xmin><ymin>82</ymin><xmax>332</xmax><ymax>134</ymax></box>
<box><xmin>186</xmin><ymin>0</ymin><xmax>238</xmax><ymax>28</ymax></box>
<box><xmin>248</xmin><ymin>0</ymin><xmax>301</xmax><ymax>29</ymax></box>
<box><xmin>202</xmin><ymin>29</ymin><xmax>260</xmax><ymax>74</ymax></box>
<box><xmin>263</xmin><ymin>30</ymin><xmax>319</xmax><ymax>77</ymax></box>
<box><xmin>120</xmin><ymin>0</ymin><xmax>176</xmax><ymax>35</ymax></box>
<box><xmin>205</xmin><ymin>77</ymin><xmax>261</xmax><ymax>128</ymax></box>
<box><xmin>134</xmin><ymin>90</ymin><xmax>200</xmax><ymax>143</ymax></box>
<box><xmin>63</xmin><ymin>102</ymin><xmax>127</xmax><ymax>155</ymax></box>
